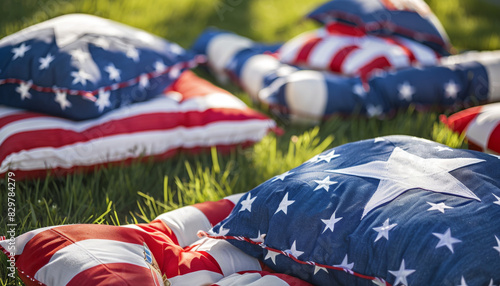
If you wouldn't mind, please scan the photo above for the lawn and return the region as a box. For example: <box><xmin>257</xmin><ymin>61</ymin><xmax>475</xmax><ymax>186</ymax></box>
<box><xmin>1</xmin><ymin>0</ymin><xmax>500</xmax><ymax>284</ymax></box>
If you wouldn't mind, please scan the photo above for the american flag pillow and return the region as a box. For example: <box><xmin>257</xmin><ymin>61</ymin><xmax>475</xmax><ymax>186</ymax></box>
<box><xmin>0</xmin><ymin>71</ymin><xmax>276</xmax><ymax>180</ymax></box>
<box><xmin>203</xmin><ymin>135</ymin><xmax>500</xmax><ymax>285</ymax></box>
<box><xmin>278</xmin><ymin>23</ymin><xmax>439</xmax><ymax>79</ymax></box>
<box><xmin>0</xmin><ymin>194</ymin><xmax>311</xmax><ymax>286</ymax></box>
<box><xmin>306</xmin><ymin>0</ymin><xmax>451</xmax><ymax>55</ymax></box>
<box><xmin>0</xmin><ymin>14</ymin><xmax>202</xmax><ymax>121</ymax></box>
<box><xmin>441</xmin><ymin>103</ymin><xmax>500</xmax><ymax>154</ymax></box>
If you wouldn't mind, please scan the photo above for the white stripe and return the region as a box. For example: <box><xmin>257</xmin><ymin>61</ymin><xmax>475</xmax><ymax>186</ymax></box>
<box><xmin>278</xmin><ymin>31</ymin><xmax>316</xmax><ymax>64</ymax></box>
<box><xmin>0</xmin><ymin>226</ymin><xmax>58</xmax><ymax>255</ymax></box>
<box><xmin>193</xmin><ymin>237</ymin><xmax>261</xmax><ymax>277</ymax></box>
<box><xmin>240</xmin><ymin>54</ymin><xmax>282</xmax><ymax>99</ymax></box>
<box><xmin>223</xmin><ymin>193</ymin><xmax>245</xmax><ymax>205</ymax></box>
<box><xmin>0</xmin><ymin>93</ymin><xmax>248</xmax><ymax>146</ymax></box>
<box><xmin>168</xmin><ymin>270</ymin><xmax>223</xmax><ymax>286</ymax></box>
<box><xmin>395</xmin><ymin>36</ymin><xmax>438</xmax><ymax>66</ymax></box>
<box><xmin>1</xmin><ymin>119</ymin><xmax>274</xmax><ymax>173</ymax></box>
<box><xmin>285</xmin><ymin>70</ymin><xmax>327</xmax><ymax>122</ymax></box>
<box><xmin>35</xmin><ymin>239</ymin><xmax>148</xmax><ymax>286</ymax></box>
<box><xmin>216</xmin><ymin>272</ymin><xmax>290</xmax><ymax>286</ymax></box>
<box><xmin>155</xmin><ymin>206</ymin><xmax>212</xmax><ymax>247</ymax></box>
<box><xmin>206</xmin><ymin>33</ymin><xmax>253</xmax><ymax>80</ymax></box>
<box><xmin>466</xmin><ymin>104</ymin><xmax>500</xmax><ymax>150</ymax></box>
<box><xmin>308</xmin><ymin>36</ymin><xmax>357</xmax><ymax>70</ymax></box>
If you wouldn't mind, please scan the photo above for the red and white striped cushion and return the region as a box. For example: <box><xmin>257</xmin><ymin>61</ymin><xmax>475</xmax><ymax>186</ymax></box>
<box><xmin>0</xmin><ymin>194</ymin><xmax>266</xmax><ymax>286</ymax></box>
<box><xmin>278</xmin><ymin>23</ymin><xmax>439</xmax><ymax>79</ymax></box>
<box><xmin>0</xmin><ymin>71</ymin><xmax>275</xmax><ymax>180</ymax></box>
<box><xmin>441</xmin><ymin>103</ymin><xmax>500</xmax><ymax>154</ymax></box>
<box><xmin>210</xmin><ymin>271</ymin><xmax>313</xmax><ymax>286</ymax></box>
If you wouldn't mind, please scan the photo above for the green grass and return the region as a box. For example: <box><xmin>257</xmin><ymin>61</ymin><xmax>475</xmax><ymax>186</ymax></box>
<box><xmin>0</xmin><ymin>0</ymin><xmax>499</xmax><ymax>284</ymax></box>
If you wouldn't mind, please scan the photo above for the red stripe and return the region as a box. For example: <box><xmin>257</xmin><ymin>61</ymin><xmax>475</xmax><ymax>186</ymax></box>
<box><xmin>0</xmin><ymin>107</ymin><xmax>269</xmax><ymax>163</ymax></box>
<box><xmin>357</xmin><ymin>56</ymin><xmax>392</xmax><ymax>80</ymax></box>
<box><xmin>16</xmin><ymin>224</ymin><xmax>176</xmax><ymax>278</ymax></box>
<box><xmin>169</xmin><ymin>70</ymin><xmax>233</xmax><ymax>100</ymax></box>
<box><xmin>0</xmin><ymin>112</ymin><xmax>43</xmax><ymax>127</ymax></box>
<box><xmin>160</xmin><ymin>247</ymin><xmax>223</xmax><ymax>278</ymax></box>
<box><xmin>439</xmin><ymin>106</ymin><xmax>483</xmax><ymax>133</ymax></box>
<box><xmin>294</xmin><ymin>37</ymin><xmax>322</xmax><ymax>65</ymax></box>
<box><xmin>325</xmin><ymin>22</ymin><xmax>366</xmax><ymax>37</ymax></box>
<box><xmin>192</xmin><ymin>199</ymin><xmax>236</xmax><ymax>226</ymax></box>
<box><xmin>329</xmin><ymin>45</ymin><xmax>360</xmax><ymax>73</ymax></box>
<box><xmin>487</xmin><ymin>123</ymin><xmax>500</xmax><ymax>154</ymax></box>
<box><xmin>66</xmin><ymin>263</ymin><xmax>159</xmax><ymax>286</ymax></box>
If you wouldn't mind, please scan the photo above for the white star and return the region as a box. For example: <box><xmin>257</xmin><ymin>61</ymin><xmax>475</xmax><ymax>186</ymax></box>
<box><xmin>104</xmin><ymin>63</ymin><xmax>121</xmax><ymax>82</ymax></box>
<box><xmin>316</xmin><ymin>150</ymin><xmax>340</xmax><ymax>163</ymax></box>
<box><xmin>427</xmin><ymin>202</ymin><xmax>454</xmax><ymax>213</ymax></box>
<box><xmin>70</xmin><ymin>49</ymin><xmax>90</xmax><ymax>63</ymax></box>
<box><xmin>272</xmin><ymin>171</ymin><xmax>294</xmax><ymax>182</ymax></box>
<box><xmin>139</xmin><ymin>74</ymin><xmax>150</xmax><ymax>89</ymax></box>
<box><xmin>489</xmin><ymin>279</ymin><xmax>496</xmax><ymax>286</ymax></box>
<box><xmin>54</xmin><ymin>90</ymin><xmax>71</xmax><ymax>110</ymax></box>
<box><xmin>313</xmin><ymin>265</ymin><xmax>328</xmax><ymax>275</ymax></box>
<box><xmin>327</xmin><ymin>147</ymin><xmax>484</xmax><ymax>219</ymax></box>
<box><xmin>372</xmin><ymin>278</ymin><xmax>388</xmax><ymax>286</ymax></box>
<box><xmin>39</xmin><ymin>53</ymin><xmax>55</xmax><ymax>70</ymax></box>
<box><xmin>154</xmin><ymin>60</ymin><xmax>167</xmax><ymax>73</ymax></box>
<box><xmin>333</xmin><ymin>254</ymin><xmax>354</xmax><ymax>271</ymax></box>
<box><xmin>95</xmin><ymin>89</ymin><xmax>111</xmax><ymax>112</ymax></box>
<box><xmin>388</xmin><ymin>259</ymin><xmax>415</xmax><ymax>286</ymax></box>
<box><xmin>275</xmin><ymin>193</ymin><xmax>295</xmax><ymax>215</ymax></box>
<box><xmin>435</xmin><ymin>146</ymin><xmax>453</xmax><ymax>152</ymax></box>
<box><xmin>71</xmin><ymin>69</ymin><xmax>92</xmax><ymax>86</ymax></box>
<box><xmin>16</xmin><ymin>80</ymin><xmax>32</xmax><ymax>100</ymax></box>
<box><xmin>92</xmin><ymin>37</ymin><xmax>110</xmax><ymax>49</ymax></box>
<box><xmin>374</xmin><ymin>137</ymin><xmax>386</xmax><ymax>143</ymax></box>
<box><xmin>314</xmin><ymin>176</ymin><xmax>338</xmax><ymax>192</ymax></box>
<box><xmin>239</xmin><ymin>193</ymin><xmax>257</xmax><ymax>212</ymax></box>
<box><xmin>11</xmin><ymin>43</ymin><xmax>31</xmax><ymax>60</ymax></box>
<box><xmin>373</xmin><ymin>218</ymin><xmax>397</xmax><ymax>242</ymax></box>
<box><xmin>214</xmin><ymin>224</ymin><xmax>230</xmax><ymax>236</ymax></box>
<box><xmin>169</xmin><ymin>65</ymin><xmax>182</xmax><ymax>79</ymax></box>
<box><xmin>285</xmin><ymin>241</ymin><xmax>304</xmax><ymax>258</ymax></box>
<box><xmin>353</xmin><ymin>83</ymin><xmax>367</xmax><ymax>98</ymax></box>
<box><xmin>250</xmin><ymin>230</ymin><xmax>266</xmax><ymax>244</ymax></box>
<box><xmin>494</xmin><ymin>235</ymin><xmax>500</xmax><ymax>255</ymax></box>
<box><xmin>493</xmin><ymin>193</ymin><xmax>500</xmax><ymax>206</ymax></box>
<box><xmin>264</xmin><ymin>249</ymin><xmax>279</xmax><ymax>264</ymax></box>
<box><xmin>444</xmin><ymin>80</ymin><xmax>460</xmax><ymax>99</ymax></box>
<box><xmin>366</xmin><ymin>104</ymin><xmax>383</xmax><ymax>117</ymax></box>
<box><xmin>433</xmin><ymin>228</ymin><xmax>462</xmax><ymax>253</ymax></box>
<box><xmin>126</xmin><ymin>46</ymin><xmax>140</xmax><ymax>62</ymax></box>
<box><xmin>457</xmin><ymin>276</ymin><xmax>468</xmax><ymax>286</ymax></box>
<box><xmin>398</xmin><ymin>81</ymin><xmax>415</xmax><ymax>101</ymax></box>
<box><xmin>321</xmin><ymin>210</ymin><xmax>342</xmax><ymax>233</ymax></box>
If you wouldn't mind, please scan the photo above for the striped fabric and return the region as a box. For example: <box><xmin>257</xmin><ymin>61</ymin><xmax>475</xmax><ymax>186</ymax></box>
<box><xmin>279</xmin><ymin>23</ymin><xmax>439</xmax><ymax>79</ymax></box>
<box><xmin>0</xmin><ymin>71</ymin><xmax>276</xmax><ymax>179</ymax></box>
<box><xmin>441</xmin><ymin>103</ymin><xmax>500</xmax><ymax>154</ymax></box>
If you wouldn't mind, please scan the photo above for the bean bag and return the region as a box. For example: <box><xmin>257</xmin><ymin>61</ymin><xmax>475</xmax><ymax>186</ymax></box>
<box><xmin>0</xmin><ymin>71</ymin><xmax>276</xmax><ymax>180</ymax></box>
<box><xmin>202</xmin><ymin>135</ymin><xmax>500</xmax><ymax>285</ymax></box>
<box><xmin>0</xmin><ymin>14</ymin><xmax>202</xmax><ymax>120</ymax></box>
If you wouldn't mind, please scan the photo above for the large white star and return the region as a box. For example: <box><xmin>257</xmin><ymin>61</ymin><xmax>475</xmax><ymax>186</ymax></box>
<box><xmin>492</xmin><ymin>193</ymin><xmax>500</xmax><ymax>206</ymax></box>
<box><xmin>54</xmin><ymin>90</ymin><xmax>71</xmax><ymax>110</ymax></box>
<box><xmin>95</xmin><ymin>89</ymin><xmax>111</xmax><ymax>112</ymax></box>
<box><xmin>444</xmin><ymin>80</ymin><xmax>460</xmax><ymax>99</ymax></box>
<box><xmin>398</xmin><ymin>81</ymin><xmax>415</xmax><ymax>101</ymax></box>
<box><xmin>433</xmin><ymin>228</ymin><xmax>461</xmax><ymax>253</ymax></box>
<box><xmin>272</xmin><ymin>171</ymin><xmax>294</xmax><ymax>182</ymax></box>
<box><xmin>16</xmin><ymin>80</ymin><xmax>32</xmax><ymax>100</ymax></box>
<box><xmin>264</xmin><ymin>249</ymin><xmax>279</xmax><ymax>264</ymax></box>
<box><xmin>317</xmin><ymin>150</ymin><xmax>341</xmax><ymax>163</ymax></box>
<box><xmin>314</xmin><ymin>176</ymin><xmax>338</xmax><ymax>192</ymax></box>
<box><xmin>333</xmin><ymin>254</ymin><xmax>354</xmax><ymax>271</ymax></box>
<box><xmin>286</xmin><ymin>241</ymin><xmax>304</xmax><ymax>258</ymax></box>
<box><xmin>327</xmin><ymin>147</ymin><xmax>484</xmax><ymax>219</ymax></box>
<box><xmin>239</xmin><ymin>193</ymin><xmax>257</xmax><ymax>212</ymax></box>
<box><xmin>12</xmin><ymin>43</ymin><xmax>31</xmax><ymax>60</ymax></box>
<box><xmin>313</xmin><ymin>265</ymin><xmax>328</xmax><ymax>275</ymax></box>
<box><xmin>275</xmin><ymin>193</ymin><xmax>295</xmax><ymax>215</ymax></box>
<box><xmin>458</xmin><ymin>276</ymin><xmax>468</xmax><ymax>286</ymax></box>
<box><xmin>39</xmin><ymin>53</ymin><xmax>55</xmax><ymax>70</ymax></box>
<box><xmin>71</xmin><ymin>69</ymin><xmax>92</xmax><ymax>86</ymax></box>
<box><xmin>388</xmin><ymin>259</ymin><xmax>415</xmax><ymax>286</ymax></box>
<box><xmin>427</xmin><ymin>202</ymin><xmax>453</xmax><ymax>213</ymax></box>
<box><xmin>321</xmin><ymin>210</ymin><xmax>342</xmax><ymax>233</ymax></box>
<box><xmin>373</xmin><ymin>218</ymin><xmax>397</xmax><ymax>242</ymax></box>
<box><xmin>494</xmin><ymin>235</ymin><xmax>500</xmax><ymax>255</ymax></box>
<box><xmin>104</xmin><ymin>63</ymin><xmax>121</xmax><ymax>82</ymax></box>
